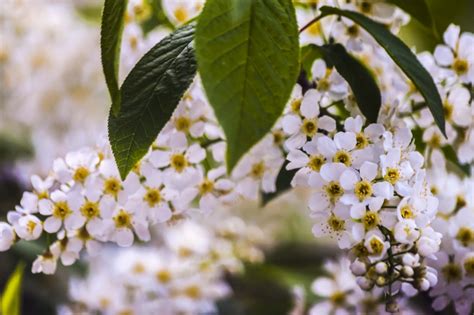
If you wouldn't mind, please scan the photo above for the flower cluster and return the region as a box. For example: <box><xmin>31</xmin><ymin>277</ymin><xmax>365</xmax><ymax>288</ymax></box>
<box><xmin>287</xmin><ymin>107</ymin><xmax>441</xmax><ymax>301</ymax></box>
<box><xmin>0</xmin><ymin>80</ymin><xmax>285</xmax><ymax>274</ymax></box>
<box><xmin>307</xmin><ymin>257</ymin><xmax>419</xmax><ymax>315</ymax></box>
<box><xmin>58</xmin><ymin>217</ymin><xmax>265</xmax><ymax>315</ymax></box>
<box><xmin>426</xmin><ymin>151</ymin><xmax>474</xmax><ymax>315</ymax></box>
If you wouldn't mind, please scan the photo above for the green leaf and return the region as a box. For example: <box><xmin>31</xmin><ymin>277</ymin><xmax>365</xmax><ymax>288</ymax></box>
<box><xmin>387</xmin><ymin>0</ymin><xmax>435</xmax><ymax>31</ymax></box>
<box><xmin>442</xmin><ymin>145</ymin><xmax>471</xmax><ymax>177</ymax></box>
<box><xmin>195</xmin><ymin>0</ymin><xmax>300</xmax><ymax>172</ymax></box>
<box><xmin>109</xmin><ymin>24</ymin><xmax>197</xmax><ymax>179</ymax></box>
<box><xmin>1</xmin><ymin>262</ymin><xmax>25</xmax><ymax>315</ymax></box>
<box><xmin>101</xmin><ymin>0</ymin><xmax>128</xmax><ymax>116</ymax></box>
<box><xmin>261</xmin><ymin>161</ymin><xmax>296</xmax><ymax>206</ymax></box>
<box><xmin>319</xmin><ymin>6</ymin><xmax>446</xmax><ymax>136</ymax></box>
<box><xmin>300</xmin><ymin>44</ymin><xmax>323</xmax><ymax>79</ymax></box>
<box><xmin>321</xmin><ymin>43</ymin><xmax>381</xmax><ymax>123</ymax></box>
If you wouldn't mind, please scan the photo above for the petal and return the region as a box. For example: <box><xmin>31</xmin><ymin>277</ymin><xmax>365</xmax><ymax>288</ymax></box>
<box><xmin>320</xmin><ymin>163</ymin><xmax>346</xmax><ymax>182</ymax></box>
<box><xmin>44</xmin><ymin>217</ymin><xmax>61</xmax><ymax>233</ymax></box>
<box><xmin>318</xmin><ymin>116</ymin><xmax>336</xmax><ymax>132</ymax></box>
<box><xmin>115</xmin><ymin>228</ymin><xmax>134</xmax><ymax>247</ymax></box>
<box><xmin>301</xmin><ymin>89</ymin><xmax>320</xmax><ymax>118</ymax></box>
<box><xmin>443</xmin><ymin>24</ymin><xmax>460</xmax><ymax>50</ymax></box>
<box><xmin>281</xmin><ymin>114</ymin><xmax>301</xmax><ymax>134</ymax></box>
<box><xmin>360</xmin><ymin>161</ymin><xmax>378</xmax><ymax>181</ymax></box>
<box><xmin>434</xmin><ymin>45</ymin><xmax>454</xmax><ymax>66</ymax></box>
<box><xmin>334</xmin><ymin>132</ymin><xmax>356</xmax><ymax>150</ymax></box>
<box><xmin>65</xmin><ymin>213</ymin><xmax>85</xmax><ymax>231</ymax></box>
<box><xmin>340</xmin><ymin>169</ymin><xmax>358</xmax><ymax>190</ymax></box>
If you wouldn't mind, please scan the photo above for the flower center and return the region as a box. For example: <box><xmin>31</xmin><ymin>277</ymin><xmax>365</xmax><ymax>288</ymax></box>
<box><xmin>368</xmin><ymin>237</ymin><xmax>384</xmax><ymax>256</ymax></box>
<box><xmin>455</xmin><ymin>195</ymin><xmax>467</xmax><ymax>210</ymax></box>
<box><xmin>175</xmin><ymin>116</ymin><xmax>191</xmax><ymax>132</ymax></box>
<box><xmin>463</xmin><ymin>257</ymin><xmax>474</xmax><ymax>277</ymax></box>
<box><xmin>400</xmin><ymin>205</ymin><xmax>414</xmax><ymax>219</ymax></box>
<box><xmin>453</xmin><ymin>58</ymin><xmax>468</xmax><ymax>75</ymax></box>
<box><xmin>199</xmin><ymin>179</ymin><xmax>215</xmax><ymax>195</ymax></box>
<box><xmin>325</xmin><ymin>181</ymin><xmax>344</xmax><ymax>203</ymax></box>
<box><xmin>330</xmin><ymin>291</ymin><xmax>346</xmax><ymax>305</ymax></box>
<box><xmin>360</xmin><ymin>1</ymin><xmax>372</xmax><ymax>13</ymax></box>
<box><xmin>301</xmin><ymin>118</ymin><xmax>318</xmax><ymax>137</ymax></box>
<box><xmin>384</xmin><ymin>168</ymin><xmax>400</xmax><ymax>184</ymax></box>
<box><xmin>77</xmin><ymin>227</ymin><xmax>91</xmax><ymax>241</ymax></box>
<box><xmin>356</xmin><ymin>132</ymin><xmax>369</xmax><ymax>149</ymax></box>
<box><xmin>144</xmin><ymin>188</ymin><xmax>162</xmax><ymax>207</ymax></box>
<box><xmin>251</xmin><ymin>162</ymin><xmax>265</xmax><ymax>179</ymax></box>
<box><xmin>291</xmin><ymin>99</ymin><xmax>301</xmax><ymax>112</ymax></box>
<box><xmin>113</xmin><ymin>209</ymin><xmax>132</xmax><ymax>228</ymax></box>
<box><xmin>80</xmin><ymin>201</ymin><xmax>100</xmax><ymax>219</ymax></box>
<box><xmin>26</xmin><ymin>220</ymin><xmax>37</xmax><ymax>234</ymax></box>
<box><xmin>428</xmin><ymin>133</ymin><xmax>441</xmax><ymax>147</ymax></box>
<box><xmin>327</xmin><ymin>214</ymin><xmax>345</xmax><ymax>232</ymax></box>
<box><xmin>443</xmin><ymin>102</ymin><xmax>454</xmax><ymax>121</ymax></box>
<box><xmin>363</xmin><ymin>211</ymin><xmax>380</xmax><ymax>230</ymax></box>
<box><xmin>272</xmin><ymin>130</ymin><xmax>285</xmax><ymax>145</ymax></box>
<box><xmin>347</xmin><ymin>25</ymin><xmax>359</xmax><ymax>37</ymax></box>
<box><xmin>333</xmin><ymin>150</ymin><xmax>352</xmax><ymax>166</ymax></box>
<box><xmin>73</xmin><ymin>166</ymin><xmax>90</xmax><ymax>183</ymax></box>
<box><xmin>53</xmin><ymin>201</ymin><xmax>72</xmax><ymax>219</ymax></box>
<box><xmin>173</xmin><ymin>6</ymin><xmax>188</xmax><ymax>23</ymax></box>
<box><xmin>456</xmin><ymin>227</ymin><xmax>474</xmax><ymax>247</ymax></box>
<box><xmin>184</xmin><ymin>285</ymin><xmax>201</xmax><ymax>299</ymax></box>
<box><xmin>355</xmin><ymin>180</ymin><xmax>373</xmax><ymax>201</ymax></box>
<box><xmin>308</xmin><ymin>155</ymin><xmax>325</xmax><ymax>172</ymax></box>
<box><xmin>104</xmin><ymin>177</ymin><xmax>121</xmax><ymax>197</ymax></box>
<box><xmin>170</xmin><ymin>153</ymin><xmax>188</xmax><ymax>173</ymax></box>
<box><xmin>308</xmin><ymin>21</ymin><xmax>322</xmax><ymax>36</ymax></box>
<box><xmin>441</xmin><ymin>263</ymin><xmax>462</xmax><ymax>283</ymax></box>
<box><xmin>156</xmin><ymin>269</ymin><xmax>172</xmax><ymax>283</ymax></box>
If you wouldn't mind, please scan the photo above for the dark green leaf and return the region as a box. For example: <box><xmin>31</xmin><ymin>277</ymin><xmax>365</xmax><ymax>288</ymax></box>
<box><xmin>300</xmin><ymin>44</ymin><xmax>323</xmax><ymax>80</ymax></box>
<box><xmin>321</xmin><ymin>43</ymin><xmax>381</xmax><ymax>123</ymax></box>
<box><xmin>319</xmin><ymin>6</ymin><xmax>446</xmax><ymax>136</ymax></box>
<box><xmin>261</xmin><ymin>161</ymin><xmax>296</xmax><ymax>206</ymax></box>
<box><xmin>0</xmin><ymin>133</ymin><xmax>33</xmax><ymax>163</ymax></box>
<box><xmin>109</xmin><ymin>24</ymin><xmax>197</xmax><ymax>179</ymax></box>
<box><xmin>1</xmin><ymin>262</ymin><xmax>25</xmax><ymax>315</ymax></box>
<box><xmin>195</xmin><ymin>0</ymin><xmax>300</xmax><ymax>172</ymax></box>
<box><xmin>387</xmin><ymin>0</ymin><xmax>435</xmax><ymax>31</ymax></box>
<box><xmin>101</xmin><ymin>0</ymin><xmax>128</xmax><ymax>116</ymax></box>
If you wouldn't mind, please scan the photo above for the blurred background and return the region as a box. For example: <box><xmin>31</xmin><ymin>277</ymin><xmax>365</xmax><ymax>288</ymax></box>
<box><xmin>0</xmin><ymin>0</ymin><xmax>473</xmax><ymax>314</ymax></box>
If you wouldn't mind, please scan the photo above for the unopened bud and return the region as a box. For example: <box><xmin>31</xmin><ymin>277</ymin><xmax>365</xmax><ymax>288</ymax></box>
<box><xmin>375</xmin><ymin>262</ymin><xmax>388</xmax><ymax>274</ymax></box>
<box><xmin>401</xmin><ymin>266</ymin><xmax>414</xmax><ymax>277</ymax></box>
<box><xmin>357</xmin><ymin>277</ymin><xmax>374</xmax><ymax>290</ymax></box>
<box><xmin>351</xmin><ymin>260</ymin><xmax>367</xmax><ymax>276</ymax></box>
<box><xmin>375</xmin><ymin>275</ymin><xmax>386</xmax><ymax>286</ymax></box>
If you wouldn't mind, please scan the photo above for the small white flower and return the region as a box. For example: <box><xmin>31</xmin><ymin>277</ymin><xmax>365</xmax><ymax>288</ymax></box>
<box><xmin>0</xmin><ymin>223</ymin><xmax>15</xmax><ymax>251</ymax></box>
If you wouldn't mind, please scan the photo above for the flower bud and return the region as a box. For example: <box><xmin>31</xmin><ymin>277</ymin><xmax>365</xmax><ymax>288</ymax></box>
<box><xmin>375</xmin><ymin>275</ymin><xmax>386</xmax><ymax>286</ymax></box>
<box><xmin>351</xmin><ymin>259</ymin><xmax>367</xmax><ymax>276</ymax></box>
<box><xmin>418</xmin><ymin>278</ymin><xmax>430</xmax><ymax>291</ymax></box>
<box><xmin>401</xmin><ymin>266</ymin><xmax>414</xmax><ymax>277</ymax></box>
<box><xmin>356</xmin><ymin>277</ymin><xmax>374</xmax><ymax>290</ymax></box>
<box><xmin>375</xmin><ymin>262</ymin><xmax>387</xmax><ymax>274</ymax></box>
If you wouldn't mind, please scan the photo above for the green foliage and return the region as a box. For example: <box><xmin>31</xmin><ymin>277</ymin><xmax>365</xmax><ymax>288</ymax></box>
<box><xmin>101</xmin><ymin>0</ymin><xmax>128</xmax><ymax>116</ymax></box>
<box><xmin>442</xmin><ymin>145</ymin><xmax>471</xmax><ymax>177</ymax></box>
<box><xmin>0</xmin><ymin>133</ymin><xmax>33</xmax><ymax>163</ymax></box>
<box><xmin>387</xmin><ymin>0</ymin><xmax>435</xmax><ymax>32</ymax></box>
<box><xmin>216</xmin><ymin>264</ymin><xmax>294</xmax><ymax>315</ymax></box>
<box><xmin>300</xmin><ymin>44</ymin><xmax>323</xmax><ymax>79</ymax></box>
<box><xmin>320</xmin><ymin>43</ymin><xmax>381</xmax><ymax>123</ymax></box>
<box><xmin>1</xmin><ymin>262</ymin><xmax>25</xmax><ymax>315</ymax></box>
<box><xmin>195</xmin><ymin>0</ymin><xmax>300</xmax><ymax>172</ymax></box>
<box><xmin>319</xmin><ymin>6</ymin><xmax>446</xmax><ymax>137</ymax></box>
<box><xmin>109</xmin><ymin>24</ymin><xmax>197</xmax><ymax>179</ymax></box>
